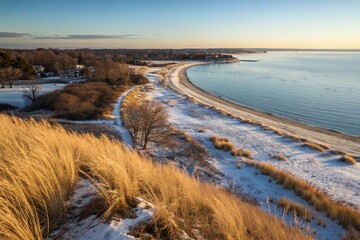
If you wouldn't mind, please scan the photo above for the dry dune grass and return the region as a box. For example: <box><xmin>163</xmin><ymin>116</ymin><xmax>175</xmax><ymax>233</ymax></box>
<box><xmin>273</xmin><ymin>153</ymin><xmax>287</xmax><ymax>161</ymax></box>
<box><xmin>277</xmin><ymin>197</ymin><xmax>314</xmax><ymax>222</ymax></box>
<box><xmin>231</xmin><ymin>148</ymin><xmax>253</xmax><ymax>159</ymax></box>
<box><xmin>211</xmin><ymin>135</ymin><xmax>253</xmax><ymax>158</ymax></box>
<box><xmin>341</xmin><ymin>155</ymin><xmax>357</xmax><ymax>165</ymax></box>
<box><xmin>0</xmin><ymin>114</ymin><xmax>310</xmax><ymax>240</ymax></box>
<box><xmin>0</xmin><ymin>116</ymin><xmax>77</xmax><ymax>239</ymax></box>
<box><xmin>210</xmin><ymin>135</ymin><xmax>234</xmax><ymax>151</ymax></box>
<box><xmin>242</xmin><ymin>159</ymin><xmax>360</xmax><ymax>231</ymax></box>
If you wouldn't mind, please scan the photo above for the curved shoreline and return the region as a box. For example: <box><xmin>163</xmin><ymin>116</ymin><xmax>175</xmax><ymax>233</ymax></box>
<box><xmin>167</xmin><ymin>62</ymin><xmax>360</xmax><ymax>157</ymax></box>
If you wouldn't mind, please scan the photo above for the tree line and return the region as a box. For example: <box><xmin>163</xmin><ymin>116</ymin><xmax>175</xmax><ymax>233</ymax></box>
<box><xmin>0</xmin><ymin>52</ymin><xmax>35</xmax><ymax>88</ymax></box>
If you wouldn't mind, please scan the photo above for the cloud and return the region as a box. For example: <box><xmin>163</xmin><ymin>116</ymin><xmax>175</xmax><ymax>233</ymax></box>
<box><xmin>0</xmin><ymin>32</ymin><xmax>31</xmax><ymax>38</ymax></box>
<box><xmin>33</xmin><ymin>34</ymin><xmax>138</xmax><ymax>40</ymax></box>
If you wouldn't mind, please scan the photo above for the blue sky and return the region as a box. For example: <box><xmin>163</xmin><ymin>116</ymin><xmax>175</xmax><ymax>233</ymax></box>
<box><xmin>1</xmin><ymin>0</ymin><xmax>359</xmax><ymax>49</ymax></box>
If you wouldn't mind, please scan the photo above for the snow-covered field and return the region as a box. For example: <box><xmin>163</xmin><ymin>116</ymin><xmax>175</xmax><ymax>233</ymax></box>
<box><xmin>0</xmin><ymin>83</ymin><xmax>66</xmax><ymax>108</ymax></box>
<box><xmin>141</xmin><ymin>70</ymin><xmax>360</xmax><ymax>239</ymax></box>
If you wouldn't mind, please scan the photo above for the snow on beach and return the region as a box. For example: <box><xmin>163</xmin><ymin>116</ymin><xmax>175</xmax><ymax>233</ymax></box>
<box><xmin>0</xmin><ymin>83</ymin><xmax>66</xmax><ymax>108</ymax></box>
<box><xmin>141</xmin><ymin>69</ymin><xmax>360</xmax><ymax>239</ymax></box>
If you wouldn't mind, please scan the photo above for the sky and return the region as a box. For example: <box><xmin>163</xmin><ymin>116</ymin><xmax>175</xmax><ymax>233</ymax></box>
<box><xmin>1</xmin><ymin>0</ymin><xmax>360</xmax><ymax>49</ymax></box>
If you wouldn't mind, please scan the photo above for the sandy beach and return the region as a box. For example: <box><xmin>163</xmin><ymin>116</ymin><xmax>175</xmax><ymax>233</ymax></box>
<box><xmin>166</xmin><ymin>62</ymin><xmax>360</xmax><ymax>157</ymax></box>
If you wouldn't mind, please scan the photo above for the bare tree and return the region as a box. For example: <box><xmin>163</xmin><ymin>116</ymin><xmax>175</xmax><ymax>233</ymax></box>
<box><xmin>54</xmin><ymin>54</ymin><xmax>77</xmax><ymax>80</ymax></box>
<box><xmin>23</xmin><ymin>82</ymin><xmax>40</xmax><ymax>104</ymax></box>
<box><xmin>123</xmin><ymin>100</ymin><xmax>172</xmax><ymax>149</ymax></box>
<box><xmin>122</xmin><ymin>101</ymin><xmax>144</xmax><ymax>146</ymax></box>
<box><xmin>140</xmin><ymin>101</ymin><xmax>171</xmax><ymax>149</ymax></box>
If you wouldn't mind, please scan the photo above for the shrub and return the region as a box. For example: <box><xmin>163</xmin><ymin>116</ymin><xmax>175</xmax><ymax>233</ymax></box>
<box><xmin>28</xmin><ymin>82</ymin><xmax>125</xmax><ymax>120</ymax></box>
<box><xmin>130</xmin><ymin>74</ymin><xmax>149</xmax><ymax>85</ymax></box>
<box><xmin>0</xmin><ymin>103</ymin><xmax>17</xmax><ymax>111</ymax></box>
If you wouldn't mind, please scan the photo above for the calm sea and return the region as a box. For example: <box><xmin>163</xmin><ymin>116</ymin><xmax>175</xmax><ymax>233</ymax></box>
<box><xmin>187</xmin><ymin>51</ymin><xmax>360</xmax><ymax>136</ymax></box>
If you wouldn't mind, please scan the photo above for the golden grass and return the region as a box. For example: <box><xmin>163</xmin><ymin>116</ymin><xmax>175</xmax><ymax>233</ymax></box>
<box><xmin>273</xmin><ymin>153</ymin><xmax>287</xmax><ymax>161</ymax></box>
<box><xmin>341</xmin><ymin>155</ymin><xmax>357</xmax><ymax>165</ymax></box>
<box><xmin>0</xmin><ymin>115</ymin><xmax>309</xmax><ymax>240</ymax></box>
<box><xmin>231</xmin><ymin>148</ymin><xmax>253</xmax><ymax>159</ymax></box>
<box><xmin>242</xmin><ymin>159</ymin><xmax>360</xmax><ymax>231</ymax></box>
<box><xmin>277</xmin><ymin>197</ymin><xmax>314</xmax><ymax>222</ymax></box>
<box><xmin>211</xmin><ymin>136</ymin><xmax>234</xmax><ymax>152</ymax></box>
<box><xmin>302</xmin><ymin>141</ymin><xmax>326</xmax><ymax>152</ymax></box>
<box><xmin>184</xmin><ymin>135</ymin><xmax>193</xmax><ymax>143</ymax></box>
<box><xmin>0</xmin><ymin>116</ymin><xmax>77</xmax><ymax>238</ymax></box>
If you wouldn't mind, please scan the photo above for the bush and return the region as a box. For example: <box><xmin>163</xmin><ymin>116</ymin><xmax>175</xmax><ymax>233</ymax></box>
<box><xmin>0</xmin><ymin>103</ymin><xmax>17</xmax><ymax>111</ymax></box>
<box><xmin>130</xmin><ymin>74</ymin><xmax>149</xmax><ymax>85</ymax></box>
<box><xmin>27</xmin><ymin>82</ymin><xmax>125</xmax><ymax>120</ymax></box>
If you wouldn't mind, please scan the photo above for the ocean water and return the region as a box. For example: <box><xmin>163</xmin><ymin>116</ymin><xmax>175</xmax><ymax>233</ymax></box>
<box><xmin>187</xmin><ymin>51</ymin><xmax>360</xmax><ymax>136</ymax></box>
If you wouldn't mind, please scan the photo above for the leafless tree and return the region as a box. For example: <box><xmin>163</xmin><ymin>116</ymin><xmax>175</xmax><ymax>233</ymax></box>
<box><xmin>123</xmin><ymin>100</ymin><xmax>172</xmax><ymax>149</ymax></box>
<box><xmin>140</xmin><ymin>101</ymin><xmax>171</xmax><ymax>149</ymax></box>
<box><xmin>23</xmin><ymin>82</ymin><xmax>40</xmax><ymax>104</ymax></box>
<box><xmin>54</xmin><ymin>54</ymin><xmax>77</xmax><ymax>80</ymax></box>
<box><xmin>122</xmin><ymin>101</ymin><xmax>144</xmax><ymax>146</ymax></box>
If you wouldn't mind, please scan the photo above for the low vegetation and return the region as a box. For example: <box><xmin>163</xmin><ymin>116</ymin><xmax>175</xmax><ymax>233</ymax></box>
<box><xmin>27</xmin><ymin>82</ymin><xmax>125</xmax><ymax>120</ymax></box>
<box><xmin>341</xmin><ymin>155</ymin><xmax>357</xmax><ymax>165</ymax></box>
<box><xmin>273</xmin><ymin>153</ymin><xmax>287</xmax><ymax>161</ymax></box>
<box><xmin>302</xmin><ymin>141</ymin><xmax>327</xmax><ymax>152</ymax></box>
<box><xmin>242</xmin><ymin>159</ymin><xmax>360</xmax><ymax>231</ymax></box>
<box><xmin>277</xmin><ymin>197</ymin><xmax>314</xmax><ymax>222</ymax></box>
<box><xmin>231</xmin><ymin>148</ymin><xmax>253</xmax><ymax>159</ymax></box>
<box><xmin>210</xmin><ymin>135</ymin><xmax>234</xmax><ymax>151</ymax></box>
<box><xmin>0</xmin><ymin>103</ymin><xmax>17</xmax><ymax>111</ymax></box>
<box><xmin>0</xmin><ymin>115</ymin><xmax>309</xmax><ymax>239</ymax></box>
<box><xmin>211</xmin><ymin>135</ymin><xmax>253</xmax><ymax>158</ymax></box>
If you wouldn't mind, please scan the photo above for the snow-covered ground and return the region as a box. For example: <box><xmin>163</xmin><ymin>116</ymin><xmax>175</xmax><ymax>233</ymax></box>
<box><xmin>50</xmin><ymin>180</ymin><xmax>155</xmax><ymax>240</ymax></box>
<box><xmin>141</xmin><ymin>70</ymin><xmax>360</xmax><ymax>239</ymax></box>
<box><xmin>0</xmin><ymin>83</ymin><xmax>66</xmax><ymax>108</ymax></box>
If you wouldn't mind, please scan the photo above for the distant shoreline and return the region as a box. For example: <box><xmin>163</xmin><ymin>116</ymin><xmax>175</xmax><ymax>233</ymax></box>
<box><xmin>167</xmin><ymin>62</ymin><xmax>360</xmax><ymax>157</ymax></box>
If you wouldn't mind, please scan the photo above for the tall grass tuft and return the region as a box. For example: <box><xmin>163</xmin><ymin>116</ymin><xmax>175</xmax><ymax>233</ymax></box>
<box><xmin>0</xmin><ymin>116</ymin><xmax>77</xmax><ymax>238</ymax></box>
<box><xmin>277</xmin><ymin>197</ymin><xmax>314</xmax><ymax>222</ymax></box>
